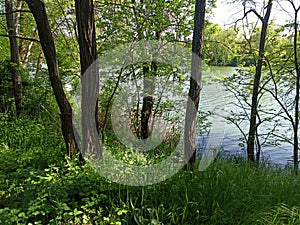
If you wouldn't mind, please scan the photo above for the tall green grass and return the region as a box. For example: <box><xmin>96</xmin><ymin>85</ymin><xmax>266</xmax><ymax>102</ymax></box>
<box><xmin>1</xmin><ymin>113</ymin><xmax>300</xmax><ymax>224</ymax></box>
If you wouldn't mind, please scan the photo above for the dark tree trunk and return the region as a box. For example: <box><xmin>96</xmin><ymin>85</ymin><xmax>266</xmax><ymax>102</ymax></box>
<box><xmin>184</xmin><ymin>0</ymin><xmax>206</xmax><ymax>165</ymax></box>
<box><xmin>25</xmin><ymin>0</ymin><xmax>77</xmax><ymax>157</ymax></box>
<box><xmin>140</xmin><ymin>31</ymin><xmax>160</xmax><ymax>139</ymax></box>
<box><xmin>75</xmin><ymin>0</ymin><xmax>102</xmax><ymax>159</ymax></box>
<box><xmin>140</xmin><ymin>62</ymin><xmax>155</xmax><ymax>139</ymax></box>
<box><xmin>247</xmin><ymin>1</ymin><xmax>273</xmax><ymax>162</ymax></box>
<box><xmin>5</xmin><ymin>0</ymin><xmax>23</xmax><ymax>116</ymax></box>
<box><xmin>291</xmin><ymin>2</ymin><xmax>300</xmax><ymax>174</ymax></box>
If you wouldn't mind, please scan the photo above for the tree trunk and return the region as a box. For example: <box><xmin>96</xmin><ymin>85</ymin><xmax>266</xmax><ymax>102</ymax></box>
<box><xmin>20</xmin><ymin>28</ymin><xmax>37</xmax><ymax>66</ymax></box>
<box><xmin>16</xmin><ymin>0</ymin><xmax>36</xmax><ymax>66</ymax></box>
<box><xmin>247</xmin><ymin>1</ymin><xmax>273</xmax><ymax>162</ymax></box>
<box><xmin>75</xmin><ymin>0</ymin><xmax>102</xmax><ymax>159</ymax></box>
<box><xmin>15</xmin><ymin>0</ymin><xmax>22</xmax><ymax>32</ymax></box>
<box><xmin>19</xmin><ymin>38</ymin><xmax>27</xmax><ymax>63</ymax></box>
<box><xmin>5</xmin><ymin>0</ymin><xmax>23</xmax><ymax>116</ymax></box>
<box><xmin>25</xmin><ymin>0</ymin><xmax>77</xmax><ymax>157</ymax></box>
<box><xmin>184</xmin><ymin>0</ymin><xmax>206</xmax><ymax>165</ymax></box>
<box><xmin>140</xmin><ymin>30</ymin><xmax>160</xmax><ymax>140</ymax></box>
<box><xmin>35</xmin><ymin>49</ymin><xmax>43</xmax><ymax>79</ymax></box>
<box><xmin>140</xmin><ymin>62</ymin><xmax>155</xmax><ymax>139</ymax></box>
<box><xmin>291</xmin><ymin>2</ymin><xmax>300</xmax><ymax>174</ymax></box>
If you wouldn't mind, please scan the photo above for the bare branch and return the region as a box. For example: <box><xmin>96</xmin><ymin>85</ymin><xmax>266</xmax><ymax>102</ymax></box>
<box><xmin>0</xmin><ymin>34</ymin><xmax>39</xmax><ymax>42</ymax></box>
<box><xmin>233</xmin><ymin>8</ymin><xmax>264</xmax><ymax>26</ymax></box>
<box><xmin>0</xmin><ymin>9</ymin><xmax>31</xmax><ymax>15</ymax></box>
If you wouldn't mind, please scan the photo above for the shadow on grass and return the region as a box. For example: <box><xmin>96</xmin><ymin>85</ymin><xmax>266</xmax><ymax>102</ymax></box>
<box><xmin>1</xmin><ymin>117</ymin><xmax>300</xmax><ymax>224</ymax></box>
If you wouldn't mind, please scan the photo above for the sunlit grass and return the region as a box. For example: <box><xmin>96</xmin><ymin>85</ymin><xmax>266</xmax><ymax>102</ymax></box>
<box><xmin>1</xmin><ymin>114</ymin><xmax>300</xmax><ymax>224</ymax></box>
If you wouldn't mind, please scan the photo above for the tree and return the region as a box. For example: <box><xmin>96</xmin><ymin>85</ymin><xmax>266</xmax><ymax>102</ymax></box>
<box><xmin>271</xmin><ymin>0</ymin><xmax>300</xmax><ymax>173</ymax></box>
<box><xmin>246</xmin><ymin>0</ymin><xmax>273</xmax><ymax>162</ymax></box>
<box><xmin>96</xmin><ymin>0</ymin><xmax>195</xmax><ymax>141</ymax></box>
<box><xmin>129</xmin><ymin>0</ymin><xmax>157</xmax><ymax>140</ymax></box>
<box><xmin>25</xmin><ymin>0</ymin><xmax>77</xmax><ymax>157</ymax></box>
<box><xmin>75</xmin><ymin>0</ymin><xmax>102</xmax><ymax>159</ymax></box>
<box><xmin>5</xmin><ymin>0</ymin><xmax>23</xmax><ymax>116</ymax></box>
<box><xmin>218</xmin><ymin>1</ymin><xmax>300</xmax><ymax>166</ymax></box>
<box><xmin>140</xmin><ymin>62</ymin><xmax>156</xmax><ymax>139</ymax></box>
<box><xmin>289</xmin><ymin>0</ymin><xmax>300</xmax><ymax>174</ymax></box>
<box><xmin>184</xmin><ymin>0</ymin><xmax>206</xmax><ymax>165</ymax></box>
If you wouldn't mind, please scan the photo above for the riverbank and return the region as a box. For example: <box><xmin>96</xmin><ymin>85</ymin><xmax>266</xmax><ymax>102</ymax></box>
<box><xmin>1</xmin><ymin>117</ymin><xmax>300</xmax><ymax>224</ymax></box>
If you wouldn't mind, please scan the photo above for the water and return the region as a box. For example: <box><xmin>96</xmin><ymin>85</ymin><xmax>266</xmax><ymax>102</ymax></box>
<box><xmin>197</xmin><ymin>66</ymin><xmax>295</xmax><ymax>166</ymax></box>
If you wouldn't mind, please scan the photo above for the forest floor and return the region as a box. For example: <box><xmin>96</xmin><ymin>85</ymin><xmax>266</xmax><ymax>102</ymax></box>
<box><xmin>1</xmin><ymin>116</ymin><xmax>300</xmax><ymax>224</ymax></box>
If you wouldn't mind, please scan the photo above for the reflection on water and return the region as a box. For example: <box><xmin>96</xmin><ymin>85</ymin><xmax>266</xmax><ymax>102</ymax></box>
<box><xmin>197</xmin><ymin>66</ymin><xmax>294</xmax><ymax>166</ymax></box>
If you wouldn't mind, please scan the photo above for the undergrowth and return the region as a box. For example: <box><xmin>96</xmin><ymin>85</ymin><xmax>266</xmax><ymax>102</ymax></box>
<box><xmin>1</xmin><ymin>113</ymin><xmax>300</xmax><ymax>224</ymax></box>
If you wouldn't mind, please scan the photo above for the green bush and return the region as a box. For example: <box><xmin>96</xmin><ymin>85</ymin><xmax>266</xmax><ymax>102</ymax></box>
<box><xmin>2</xmin><ymin>111</ymin><xmax>300</xmax><ymax>224</ymax></box>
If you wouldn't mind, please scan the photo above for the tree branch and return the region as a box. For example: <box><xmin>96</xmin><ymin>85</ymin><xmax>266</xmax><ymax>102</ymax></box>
<box><xmin>233</xmin><ymin>8</ymin><xmax>264</xmax><ymax>26</ymax></box>
<box><xmin>0</xmin><ymin>9</ymin><xmax>31</xmax><ymax>15</ymax></box>
<box><xmin>0</xmin><ymin>34</ymin><xmax>39</xmax><ymax>42</ymax></box>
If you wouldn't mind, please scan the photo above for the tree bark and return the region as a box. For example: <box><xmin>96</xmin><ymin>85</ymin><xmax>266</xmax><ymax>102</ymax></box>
<box><xmin>75</xmin><ymin>0</ymin><xmax>102</xmax><ymax>159</ymax></box>
<box><xmin>247</xmin><ymin>1</ymin><xmax>273</xmax><ymax>162</ymax></box>
<box><xmin>140</xmin><ymin>62</ymin><xmax>155</xmax><ymax>139</ymax></box>
<box><xmin>184</xmin><ymin>0</ymin><xmax>206</xmax><ymax>165</ymax></box>
<box><xmin>25</xmin><ymin>0</ymin><xmax>77</xmax><ymax>157</ymax></box>
<box><xmin>290</xmin><ymin>1</ymin><xmax>300</xmax><ymax>174</ymax></box>
<box><xmin>20</xmin><ymin>28</ymin><xmax>37</xmax><ymax>65</ymax></box>
<box><xmin>14</xmin><ymin>0</ymin><xmax>22</xmax><ymax>34</ymax></box>
<box><xmin>16</xmin><ymin>1</ymin><xmax>37</xmax><ymax>66</ymax></box>
<box><xmin>5</xmin><ymin>0</ymin><xmax>23</xmax><ymax>116</ymax></box>
<box><xmin>35</xmin><ymin>49</ymin><xmax>43</xmax><ymax>79</ymax></box>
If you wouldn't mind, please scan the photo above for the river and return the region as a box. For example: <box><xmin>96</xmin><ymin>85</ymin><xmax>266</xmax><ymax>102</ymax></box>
<box><xmin>197</xmin><ymin>66</ymin><xmax>295</xmax><ymax>167</ymax></box>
